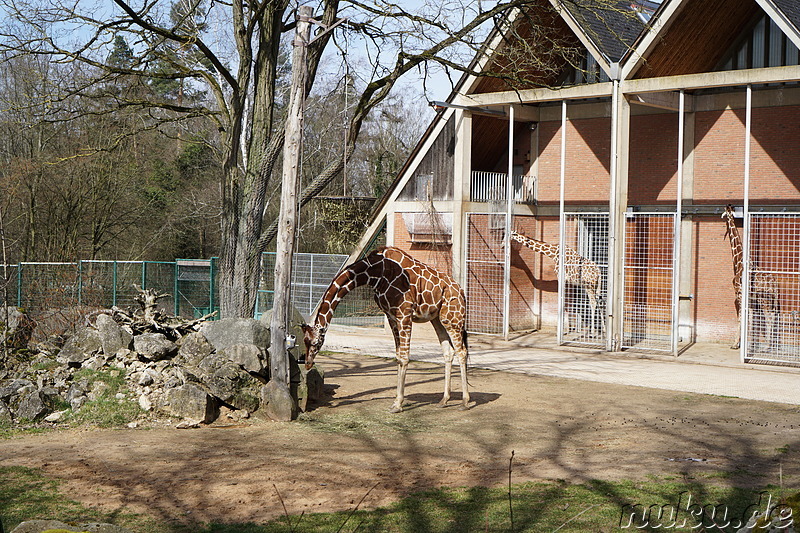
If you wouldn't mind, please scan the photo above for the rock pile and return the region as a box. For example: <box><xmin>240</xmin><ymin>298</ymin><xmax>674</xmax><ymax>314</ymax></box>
<box><xmin>0</xmin><ymin>306</ymin><xmax>323</xmax><ymax>426</ymax></box>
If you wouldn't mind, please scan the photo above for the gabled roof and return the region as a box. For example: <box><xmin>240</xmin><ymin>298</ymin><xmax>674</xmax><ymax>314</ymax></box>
<box><xmin>561</xmin><ymin>0</ymin><xmax>653</xmax><ymax>64</ymax></box>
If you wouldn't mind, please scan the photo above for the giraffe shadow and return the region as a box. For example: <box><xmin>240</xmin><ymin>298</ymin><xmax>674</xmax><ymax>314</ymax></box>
<box><xmin>402</xmin><ymin>391</ymin><xmax>501</xmax><ymax>410</ymax></box>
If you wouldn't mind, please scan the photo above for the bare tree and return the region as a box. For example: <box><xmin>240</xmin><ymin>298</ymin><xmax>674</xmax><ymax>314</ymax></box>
<box><xmin>0</xmin><ymin>0</ymin><xmax>633</xmax><ymax>317</ymax></box>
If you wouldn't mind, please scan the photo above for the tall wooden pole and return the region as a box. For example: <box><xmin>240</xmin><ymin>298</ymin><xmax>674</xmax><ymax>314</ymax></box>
<box><xmin>267</xmin><ymin>5</ymin><xmax>312</xmax><ymax>421</ymax></box>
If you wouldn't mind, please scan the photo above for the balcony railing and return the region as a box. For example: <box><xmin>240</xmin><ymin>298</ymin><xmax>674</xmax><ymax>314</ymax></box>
<box><xmin>470</xmin><ymin>171</ymin><xmax>537</xmax><ymax>204</ymax></box>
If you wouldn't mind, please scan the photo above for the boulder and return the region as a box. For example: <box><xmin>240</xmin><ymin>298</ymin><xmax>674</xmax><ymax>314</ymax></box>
<box><xmin>258</xmin><ymin>379</ymin><xmax>295</xmax><ymax>422</ymax></box>
<box><xmin>133</xmin><ymin>332</ymin><xmax>177</xmax><ymax>361</ymax></box>
<box><xmin>0</xmin><ymin>305</ymin><xmax>35</xmax><ymax>350</ymax></box>
<box><xmin>195</xmin><ymin>352</ymin><xmax>263</xmax><ymax>412</ymax></box>
<box><xmin>57</xmin><ymin>327</ymin><xmax>102</xmax><ymax>365</ymax></box>
<box><xmin>297</xmin><ymin>365</ymin><xmax>325</xmax><ymax>412</ymax></box>
<box><xmin>14</xmin><ymin>389</ymin><xmax>54</xmax><ymax>421</ymax></box>
<box><xmin>10</xmin><ymin>520</ymin><xmax>133</xmax><ymax>533</ymax></box>
<box><xmin>165</xmin><ymin>382</ymin><xmax>218</xmax><ymax>423</ymax></box>
<box><xmin>218</xmin><ymin>343</ymin><xmax>267</xmax><ymax>374</ymax></box>
<box><xmin>200</xmin><ymin>318</ymin><xmax>270</xmax><ymax>352</ymax></box>
<box><xmin>0</xmin><ymin>378</ymin><xmax>34</xmax><ymax>402</ymax></box>
<box><xmin>95</xmin><ymin>313</ymin><xmax>132</xmax><ymax>355</ymax></box>
<box><xmin>0</xmin><ymin>399</ymin><xmax>11</xmax><ymax>424</ymax></box>
<box><xmin>174</xmin><ymin>331</ymin><xmax>214</xmax><ymax>367</ymax></box>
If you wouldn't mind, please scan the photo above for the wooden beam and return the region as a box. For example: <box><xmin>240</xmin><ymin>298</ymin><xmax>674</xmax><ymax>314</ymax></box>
<box><xmin>457</xmin><ymin>81</ymin><xmax>614</xmax><ymax>106</ymax></box>
<box><xmin>630</xmin><ymin>91</ymin><xmax>694</xmax><ymax>112</ymax></box>
<box><xmin>622</xmin><ymin>65</ymin><xmax>800</xmax><ymax>94</ymax></box>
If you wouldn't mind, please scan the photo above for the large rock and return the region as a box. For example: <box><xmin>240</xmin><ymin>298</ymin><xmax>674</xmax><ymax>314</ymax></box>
<box><xmin>0</xmin><ymin>306</ymin><xmax>35</xmax><ymax>350</ymax></box>
<box><xmin>165</xmin><ymin>382</ymin><xmax>218</xmax><ymax>423</ymax></box>
<box><xmin>14</xmin><ymin>389</ymin><xmax>54</xmax><ymax>421</ymax></box>
<box><xmin>57</xmin><ymin>327</ymin><xmax>102</xmax><ymax>365</ymax></box>
<box><xmin>95</xmin><ymin>313</ymin><xmax>132</xmax><ymax>355</ymax></box>
<box><xmin>134</xmin><ymin>332</ymin><xmax>177</xmax><ymax>361</ymax></box>
<box><xmin>200</xmin><ymin>318</ymin><xmax>270</xmax><ymax>352</ymax></box>
<box><xmin>197</xmin><ymin>352</ymin><xmax>263</xmax><ymax>412</ymax></box>
<box><xmin>0</xmin><ymin>399</ymin><xmax>11</xmax><ymax>424</ymax></box>
<box><xmin>218</xmin><ymin>343</ymin><xmax>267</xmax><ymax>374</ymax></box>
<box><xmin>0</xmin><ymin>378</ymin><xmax>34</xmax><ymax>402</ymax></box>
<box><xmin>297</xmin><ymin>366</ymin><xmax>325</xmax><ymax>412</ymax></box>
<box><xmin>174</xmin><ymin>331</ymin><xmax>214</xmax><ymax>367</ymax></box>
<box><xmin>10</xmin><ymin>520</ymin><xmax>133</xmax><ymax>533</ymax></box>
<box><xmin>258</xmin><ymin>380</ymin><xmax>295</xmax><ymax>422</ymax></box>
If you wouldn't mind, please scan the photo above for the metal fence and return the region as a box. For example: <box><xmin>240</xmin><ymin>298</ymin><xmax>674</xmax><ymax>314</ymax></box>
<box><xmin>1</xmin><ymin>253</ymin><xmax>383</xmax><ymax>327</ymax></box>
<box><xmin>745</xmin><ymin>212</ymin><xmax>800</xmax><ymax>364</ymax></box>
<box><xmin>560</xmin><ymin>212</ymin><xmax>609</xmax><ymax>349</ymax></box>
<box><xmin>470</xmin><ymin>171</ymin><xmax>537</xmax><ymax>204</ymax></box>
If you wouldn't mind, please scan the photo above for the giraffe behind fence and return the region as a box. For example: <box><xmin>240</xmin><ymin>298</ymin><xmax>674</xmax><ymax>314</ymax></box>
<box><xmin>510</xmin><ymin>230</ymin><xmax>603</xmax><ymax>335</ymax></box>
<box><xmin>722</xmin><ymin>205</ymin><xmax>780</xmax><ymax>350</ymax></box>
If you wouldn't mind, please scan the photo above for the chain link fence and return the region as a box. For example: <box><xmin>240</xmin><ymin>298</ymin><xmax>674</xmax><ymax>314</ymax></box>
<box><xmin>1</xmin><ymin>253</ymin><xmax>383</xmax><ymax>330</ymax></box>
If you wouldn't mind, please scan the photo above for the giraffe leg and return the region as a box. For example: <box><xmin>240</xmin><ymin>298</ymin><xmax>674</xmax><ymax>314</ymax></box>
<box><xmin>431</xmin><ymin>318</ymin><xmax>454</xmax><ymax>407</ymax></box>
<box><xmin>389</xmin><ymin>316</ymin><xmax>412</xmax><ymax>413</ymax></box>
<box><xmin>441</xmin><ymin>319</ymin><xmax>471</xmax><ymax>410</ymax></box>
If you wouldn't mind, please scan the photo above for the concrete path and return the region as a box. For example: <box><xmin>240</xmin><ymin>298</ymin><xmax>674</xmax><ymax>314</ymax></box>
<box><xmin>322</xmin><ymin>323</ymin><xmax>800</xmax><ymax>406</ymax></box>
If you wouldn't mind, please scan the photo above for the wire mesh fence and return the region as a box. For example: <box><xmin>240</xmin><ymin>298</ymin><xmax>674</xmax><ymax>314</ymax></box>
<box><xmin>621</xmin><ymin>213</ymin><xmax>676</xmax><ymax>353</ymax></box>
<box><xmin>470</xmin><ymin>171</ymin><xmax>537</xmax><ymax>204</ymax></box>
<box><xmin>560</xmin><ymin>212</ymin><xmax>609</xmax><ymax>349</ymax></box>
<box><xmin>1</xmin><ymin>253</ymin><xmax>382</xmax><ymax>328</ymax></box>
<box><xmin>745</xmin><ymin>212</ymin><xmax>800</xmax><ymax>364</ymax></box>
<box><xmin>465</xmin><ymin>213</ymin><xmax>506</xmax><ymax>335</ymax></box>
<box><xmin>256</xmin><ymin>253</ymin><xmax>383</xmax><ymax>327</ymax></box>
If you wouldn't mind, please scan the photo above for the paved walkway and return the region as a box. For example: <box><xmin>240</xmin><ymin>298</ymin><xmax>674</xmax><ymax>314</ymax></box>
<box><xmin>322</xmin><ymin>323</ymin><xmax>800</xmax><ymax>406</ymax></box>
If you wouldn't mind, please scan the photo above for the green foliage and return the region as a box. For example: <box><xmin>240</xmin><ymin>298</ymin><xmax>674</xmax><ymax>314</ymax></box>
<box><xmin>108</xmin><ymin>35</ymin><xmax>134</xmax><ymax>68</ymax></box>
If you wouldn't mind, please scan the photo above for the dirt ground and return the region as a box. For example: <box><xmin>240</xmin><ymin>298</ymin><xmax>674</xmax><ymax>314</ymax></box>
<box><xmin>2</xmin><ymin>350</ymin><xmax>800</xmax><ymax>525</ymax></box>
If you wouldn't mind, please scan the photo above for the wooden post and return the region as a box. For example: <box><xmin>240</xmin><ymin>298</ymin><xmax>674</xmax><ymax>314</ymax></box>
<box><xmin>266</xmin><ymin>5</ymin><xmax>312</xmax><ymax>421</ymax></box>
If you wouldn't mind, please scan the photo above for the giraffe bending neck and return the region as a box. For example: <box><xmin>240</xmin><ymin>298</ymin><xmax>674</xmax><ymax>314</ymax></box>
<box><xmin>312</xmin><ymin>259</ymin><xmax>375</xmax><ymax>331</ymax></box>
<box><xmin>302</xmin><ymin>246</ymin><xmax>471</xmax><ymax>413</ymax></box>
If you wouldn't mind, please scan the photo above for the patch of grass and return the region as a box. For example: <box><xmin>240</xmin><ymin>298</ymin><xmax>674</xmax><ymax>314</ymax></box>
<box><xmin>0</xmin><ymin>466</ymin><xmax>156</xmax><ymax>533</ymax></box>
<box><xmin>3</xmin><ymin>465</ymin><xmax>794</xmax><ymax>533</ymax></box>
<box><xmin>63</xmin><ymin>368</ymin><xmax>142</xmax><ymax>428</ymax></box>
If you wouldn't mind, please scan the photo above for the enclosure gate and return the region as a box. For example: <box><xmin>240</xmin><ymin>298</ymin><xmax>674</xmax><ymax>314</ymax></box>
<box><xmin>559</xmin><ymin>212</ymin><xmax>609</xmax><ymax>349</ymax></box>
<box><xmin>744</xmin><ymin>212</ymin><xmax>800</xmax><ymax>364</ymax></box>
<box><xmin>465</xmin><ymin>212</ymin><xmax>507</xmax><ymax>335</ymax></box>
<box><xmin>620</xmin><ymin>212</ymin><xmax>677</xmax><ymax>353</ymax></box>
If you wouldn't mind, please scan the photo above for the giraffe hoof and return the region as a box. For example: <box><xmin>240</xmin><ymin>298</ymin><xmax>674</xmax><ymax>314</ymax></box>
<box><xmin>389</xmin><ymin>405</ymin><xmax>403</xmax><ymax>413</ymax></box>
<box><xmin>436</xmin><ymin>399</ymin><xmax>449</xmax><ymax>408</ymax></box>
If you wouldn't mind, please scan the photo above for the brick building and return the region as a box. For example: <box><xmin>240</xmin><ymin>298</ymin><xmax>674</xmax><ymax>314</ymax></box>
<box><xmin>351</xmin><ymin>0</ymin><xmax>800</xmax><ymax>365</ymax></box>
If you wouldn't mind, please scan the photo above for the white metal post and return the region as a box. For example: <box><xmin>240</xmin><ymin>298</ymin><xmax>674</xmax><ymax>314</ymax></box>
<box><xmin>672</xmin><ymin>90</ymin><xmax>685</xmax><ymax>356</ymax></box>
<box><xmin>503</xmin><ymin>105</ymin><xmax>515</xmax><ymax>340</ymax></box>
<box><xmin>557</xmin><ymin>100</ymin><xmax>567</xmax><ymax>344</ymax></box>
<box><xmin>740</xmin><ymin>85</ymin><xmax>753</xmax><ymax>363</ymax></box>
<box><xmin>607</xmin><ymin>80</ymin><xmax>619</xmax><ymax>352</ymax></box>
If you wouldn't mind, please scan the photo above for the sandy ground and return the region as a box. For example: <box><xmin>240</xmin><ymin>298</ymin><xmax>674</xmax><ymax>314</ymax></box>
<box><xmin>2</xmin><ymin>350</ymin><xmax>799</xmax><ymax>525</ymax></box>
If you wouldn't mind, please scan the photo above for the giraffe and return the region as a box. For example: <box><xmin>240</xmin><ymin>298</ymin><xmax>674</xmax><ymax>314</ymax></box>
<box><xmin>721</xmin><ymin>204</ymin><xmax>780</xmax><ymax>350</ymax></box>
<box><xmin>510</xmin><ymin>230</ymin><xmax>603</xmax><ymax>333</ymax></box>
<box><xmin>301</xmin><ymin>246</ymin><xmax>470</xmax><ymax>413</ymax></box>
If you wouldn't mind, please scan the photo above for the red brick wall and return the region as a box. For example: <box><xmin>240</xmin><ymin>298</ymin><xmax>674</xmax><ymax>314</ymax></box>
<box><xmin>629</xmin><ymin>113</ymin><xmax>679</xmax><ymax>205</ymax></box>
<box><xmin>510</xmin><ymin>215</ymin><xmax>561</xmax><ymax>330</ymax></box>
<box><xmin>392</xmin><ymin>212</ymin><xmax>454</xmax><ymax>274</ymax></box>
<box><xmin>694</xmin><ymin>106</ymin><xmax>800</xmax><ymax>203</ymax></box>
<box><xmin>537</xmin><ymin>117</ymin><xmax>612</xmax><ymax>204</ymax></box>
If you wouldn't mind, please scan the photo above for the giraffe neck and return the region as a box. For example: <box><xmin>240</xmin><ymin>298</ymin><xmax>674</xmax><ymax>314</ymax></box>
<box><xmin>313</xmin><ymin>256</ymin><xmax>376</xmax><ymax>330</ymax></box>
<box><xmin>724</xmin><ymin>208</ymin><xmax>744</xmax><ymax>279</ymax></box>
<box><xmin>511</xmin><ymin>231</ymin><xmax>560</xmax><ymax>262</ymax></box>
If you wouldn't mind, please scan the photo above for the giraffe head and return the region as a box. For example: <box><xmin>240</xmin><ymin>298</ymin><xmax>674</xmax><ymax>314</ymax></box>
<box><xmin>300</xmin><ymin>323</ymin><xmax>327</xmax><ymax>369</ymax></box>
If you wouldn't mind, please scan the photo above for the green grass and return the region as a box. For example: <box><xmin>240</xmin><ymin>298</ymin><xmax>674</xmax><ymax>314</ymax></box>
<box><xmin>1</xmin><ymin>465</ymin><xmax>795</xmax><ymax>533</ymax></box>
